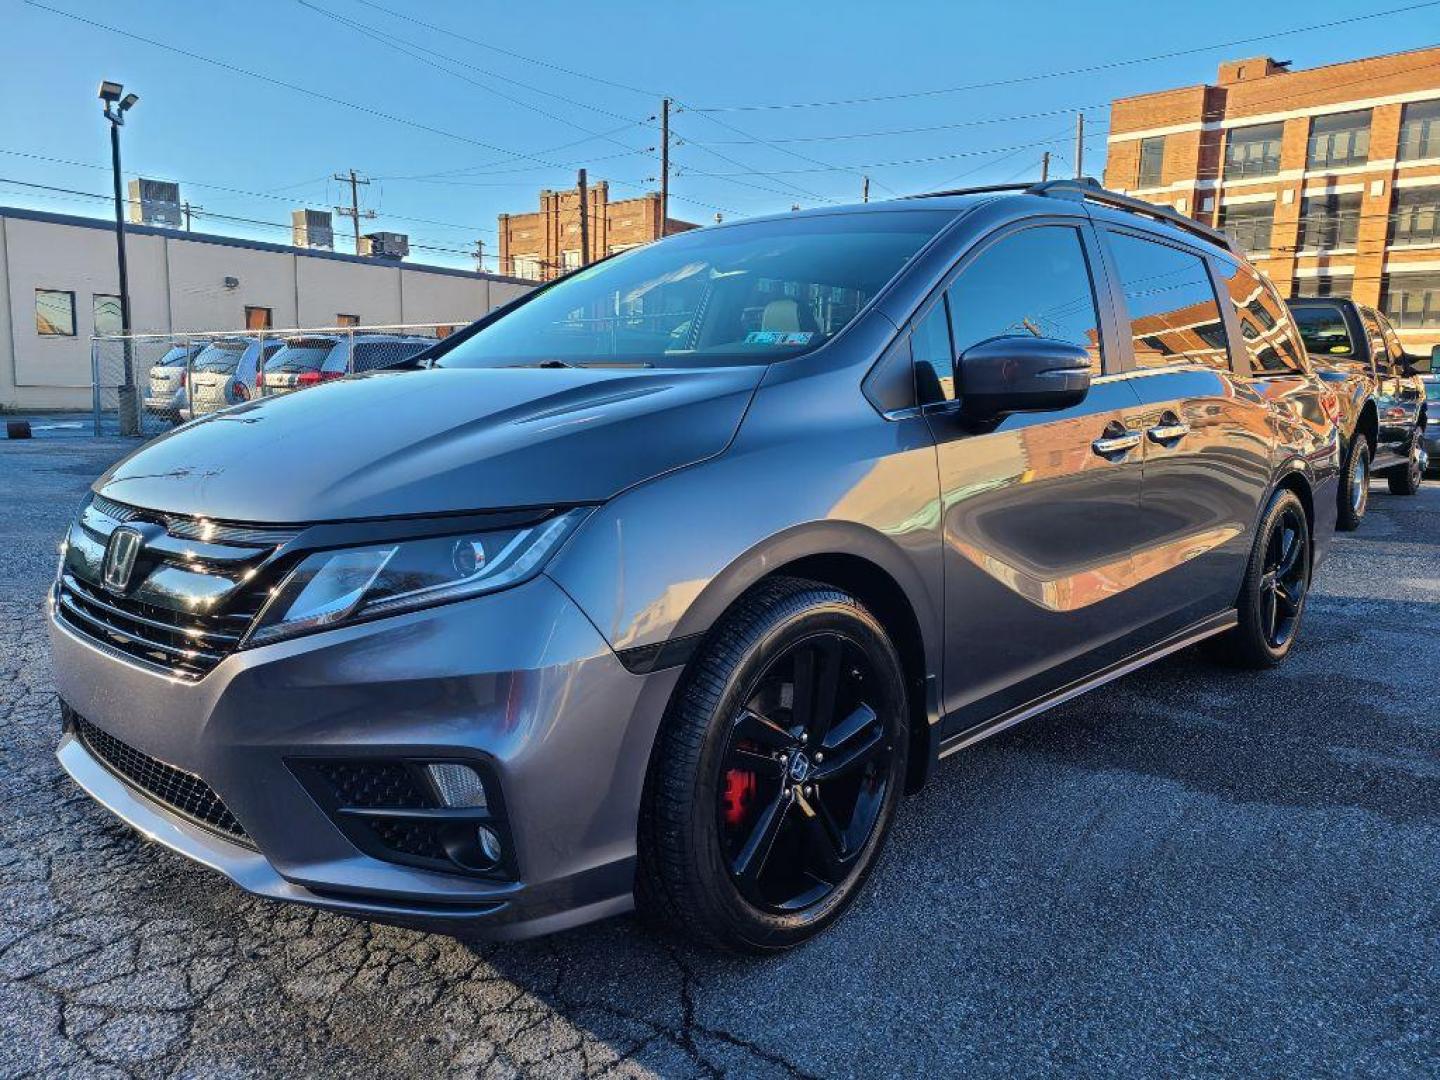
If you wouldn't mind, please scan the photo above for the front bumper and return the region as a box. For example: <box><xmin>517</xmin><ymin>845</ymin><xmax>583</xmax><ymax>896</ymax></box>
<box><xmin>49</xmin><ymin>574</ymin><xmax>681</xmax><ymax>940</ymax></box>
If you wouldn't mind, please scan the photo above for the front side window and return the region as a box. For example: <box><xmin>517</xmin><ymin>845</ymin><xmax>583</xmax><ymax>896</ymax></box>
<box><xmin>1383</xmin><ymin>273</ymin><xmax>1440</xmax><ymax>329</ymax></box>
<box><xmin>439</xmin><ymin>211</ymin><xmax>952</xmax><ymax>370</ymax></box>
<box><xmin>36</xmin><ymin>289</ymin><xmax>76</xmax><ymax>336</ymax></box>
<box><xmin>1299</xmin><ymin>192</ymin><xmax>1361</xmax><ymax>251</ymax></box>
<box><xmin>1218</xmin><ymin>201</ymin><xmax>1275</xmax><ymax>254</ymax></box>
<box><xmin>1224</xmin><ymin>123</ymin><xmax>1284</xmax><ymax>179</ymax></box>
<box><xmin>1218</xmin><ymin>264</ymin><xmax>1304</xmax><ymax>374</ymax></box>
<box><xmin>1307</xmin><ymin>110</ymin><xmax>1371</xmax><ymax>170</ymax></box>
<box><xmin>1106</xmin><ymin>232</ymin><xmax>1229</xmax><ymax>371</ymax></box>
<box><xmin>1398</xmin><ymin>99</ymin><xmax>1440</xmax><ymax>161</ymax></box>
<box><xmin>910</xmin><ymin>298</ymin><xmax>954</xmax><ymax>403</ymax></box>
<box><xmin>92</xmin><ymin>294</ymin><xmax>123</xmax><ymax>337</ymax></box>
<box><xmin>945</xmin><ymin>225</ymin><xmax>1104</xmax><ymax>375</ymax></box>
<box><xmin>1137</xmin><ymin>136</ymin><xmax>1165</xmax><ymax>188</ymax></box>
<box><xmin>1392</xmin><ymin>186</ymin><xmax>1440</xmax><ymax>246</ymax></box>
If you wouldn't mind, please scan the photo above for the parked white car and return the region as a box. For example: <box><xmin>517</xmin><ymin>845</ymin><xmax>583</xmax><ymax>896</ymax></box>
<box><xmin>188</xmin><ymin>338</ymin><xmax>283</xmax><ymax>418</ymax></box>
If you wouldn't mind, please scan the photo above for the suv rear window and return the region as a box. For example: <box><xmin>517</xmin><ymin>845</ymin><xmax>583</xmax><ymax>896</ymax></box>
<box><xmin>266</xmin><ymin>340</ymin><xmax>336</xmax><ymax>374</ymax></box>
<box><xmin>1291</xmin><ymin>303</ymin><xmax>1356</xmax><ymax>358</ymax></box>
<box><xmin>352</xmin><ymin>340</ymin><xmax>430</xmax><ymax>373</ymax></box>
<box><xmin>193</xmin><ymin>341</ymin><xmax>248</xmax><ymax>373</ymax></box>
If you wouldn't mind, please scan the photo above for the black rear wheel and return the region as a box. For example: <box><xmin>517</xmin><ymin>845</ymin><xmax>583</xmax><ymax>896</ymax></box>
<box><xmin>1386</xmin><ymin>431</ymin><xmax>1424</xmax><ymax>496</ymax></box>
<box><xmin>637</xmin><ymin>578</ymin><xmax>908</xmax><ymax>952</ymax></box>
<box><xmin>1208</xmin><ymin>488</ymin><xmax>1311</xmax><ymax>669</ymax></box>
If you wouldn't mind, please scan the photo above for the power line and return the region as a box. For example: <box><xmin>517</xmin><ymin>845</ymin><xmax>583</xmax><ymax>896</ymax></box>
<box><xmin>692</xmin><ymin>2</ymin><xmax>1440</xmax><ymax>112</ymax></box>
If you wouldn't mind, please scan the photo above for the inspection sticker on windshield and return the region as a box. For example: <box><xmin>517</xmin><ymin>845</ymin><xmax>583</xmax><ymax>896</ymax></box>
<box><xmin>746</xmin><ymin>331</ymin><xmax>813</xmax><ymax>346</ymax></box>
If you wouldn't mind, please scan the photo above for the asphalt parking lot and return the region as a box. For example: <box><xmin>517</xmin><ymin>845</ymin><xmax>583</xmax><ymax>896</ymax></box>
<box><xmin>2</xmin><ymin>436</ymin><xmax>1437</xmax><ymax>1079</ymax></box>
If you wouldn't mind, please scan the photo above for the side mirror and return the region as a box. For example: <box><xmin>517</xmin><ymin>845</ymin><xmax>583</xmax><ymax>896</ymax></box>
<box><xmin>956</xmin><ymin>336</ymin><xmax>1092</xmax><ymax>424</ymax></box>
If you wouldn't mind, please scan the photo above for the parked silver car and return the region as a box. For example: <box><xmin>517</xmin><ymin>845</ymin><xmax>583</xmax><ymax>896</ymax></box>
<box><xmin>188</xmin><ymin>338</ymin><xmax>282</xmax><ymax>418</ymax></box>
<box><xmin>260</xmin><ymin>333</ymin><xmax>434</xmax><ymax>397</ymax></box>
<box><xmin>142</xmin><ymin>344</ymin><xmax>200</xmax><ymax>421</ymax></box>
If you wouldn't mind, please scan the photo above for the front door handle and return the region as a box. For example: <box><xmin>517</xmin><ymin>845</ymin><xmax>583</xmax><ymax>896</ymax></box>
<box><xmin>1092</xmin><ymin>430</ymin><xmax>1143</xmax><ymax>457</ymax></box>
<box><xmin>1146</xmin><ymin>419</ymin><xmax>1191</xmax><ymax>444</ymax></box>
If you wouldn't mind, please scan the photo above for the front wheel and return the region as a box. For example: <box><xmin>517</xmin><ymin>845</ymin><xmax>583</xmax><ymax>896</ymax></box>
<box><xmin>1336</xmin><ymin>436</ymin><xmax>1369</xmax><ymax>531</ymax></box>
<box><xmin>1208</xmin><ymin>488</ymin><xmax>1312</xmax><ymax>669</ymax></box>
<box><xmin>1386</xmin><ymin>430</ymin><xmax>1425</xmax><ymax>495</ymax></box>
<box><xmin>637</xmin><ymin>578</ymin><xmax>909</xmax><ymax>953</ymax></box>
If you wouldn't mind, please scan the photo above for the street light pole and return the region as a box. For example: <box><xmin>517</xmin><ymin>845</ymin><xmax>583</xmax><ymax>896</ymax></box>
<box><xmin>100</xmin><ymin>81</ymin><xmax>139</xmax><ymax>435</ymax></box>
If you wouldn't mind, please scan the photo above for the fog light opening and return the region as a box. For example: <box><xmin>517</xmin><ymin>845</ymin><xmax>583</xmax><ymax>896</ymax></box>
<box><xmin>476</xmin><ymin>825</ymin><xmax>503</xmax><ymax>866</ymax></box>
<box><xmin>426</xmin><ymin>762</ymin><xmax>488</xmax><ymax>809</ymax></box>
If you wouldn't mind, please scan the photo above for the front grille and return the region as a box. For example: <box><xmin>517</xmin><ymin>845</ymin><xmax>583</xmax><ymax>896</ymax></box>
<box><xmin>56</xmin><ymin>574</ymin><xmax>262</xmax><ymax>680</ymax></box>
<box><xmin>72</xmin><ymin>713</ymin><xmax>251</xmax><ymax>844</ymax></box>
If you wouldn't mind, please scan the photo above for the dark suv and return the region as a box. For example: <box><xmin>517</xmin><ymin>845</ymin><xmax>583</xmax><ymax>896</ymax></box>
<box><xmin>50</xmin><ymin>180</ymin><xmax>1339</xmax><ymax>952</ymax></box>
<box><xmin>1287</xmin><ymin>298</ymin><xmax>1430</xmax><ymax>527</ymax></box>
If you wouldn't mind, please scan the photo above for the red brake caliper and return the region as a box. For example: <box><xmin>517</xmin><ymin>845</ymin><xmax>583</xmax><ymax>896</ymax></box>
<box><xmin>722</xmin><ymin>767</ymin><xmax>757</xmax><ymax>828</ymax></box>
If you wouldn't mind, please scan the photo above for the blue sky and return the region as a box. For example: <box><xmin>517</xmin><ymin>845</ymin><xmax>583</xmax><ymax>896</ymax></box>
<box><xmin>1</xmin><ymin>0</ymin><xmax>1433</xmax><ymax>270</ymax></box>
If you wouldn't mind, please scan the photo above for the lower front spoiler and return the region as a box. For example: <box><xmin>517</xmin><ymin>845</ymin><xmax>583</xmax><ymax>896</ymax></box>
<box><xmin>57</xmin><ymin>732</ymin><xmax>635</xmax><ymax>941</ymax></box>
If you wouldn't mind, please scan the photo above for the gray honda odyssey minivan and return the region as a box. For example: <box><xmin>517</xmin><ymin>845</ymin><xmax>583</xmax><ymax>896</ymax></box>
<box><xmin>50</xmin><ymin>180</ymin><xmax>1339</xmax><ymax>952</ymax></box>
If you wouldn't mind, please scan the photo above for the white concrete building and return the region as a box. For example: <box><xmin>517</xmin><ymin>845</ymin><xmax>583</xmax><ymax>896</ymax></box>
<box><xmin>0</xmin><ymin>205</ymin><xmax>533</xmax><ymax>410</ymax></box>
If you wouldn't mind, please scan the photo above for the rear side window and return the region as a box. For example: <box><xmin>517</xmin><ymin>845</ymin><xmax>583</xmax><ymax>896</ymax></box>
<box><xmin>945</xmin><ymin>225</ymin><xmax>1104</xmax><ymax>375</ymax></box>
<box><xmin>1105</xmin><ymin>231</ymin><xmax>1230</xmax><ymax>371</ymax></box>
<box><xmin>1218</xmin><ymin>264</ymin><xmax>1306</xmax><ymax>375</ymax></box>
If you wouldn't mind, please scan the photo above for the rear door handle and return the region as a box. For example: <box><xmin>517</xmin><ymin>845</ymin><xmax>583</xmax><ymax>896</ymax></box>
<box><xmin>1146</xmin><ymin>419</ymin><xmax>1191</xmax><ymax>444</ymax></box>
<box><xmin>1092</xmin><ymin>430</ymin><xmax>1142</xmax><ymax>457</ymax></box>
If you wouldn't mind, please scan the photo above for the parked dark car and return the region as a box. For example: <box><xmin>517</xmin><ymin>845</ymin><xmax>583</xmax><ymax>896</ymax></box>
<box><xmin>1287</xmin><ymin>298</ymin><xmax>1430</xmax><ymax>527</ymax></box>
<box><xmin>259</xmin><ymin>333</ymin><xmax>434</xmax><ymax>397</ymax></box>
<box><xmin>50</xmin><ymin>180</ymin><xmax>1339</xmax><ymax>952</ymax></box>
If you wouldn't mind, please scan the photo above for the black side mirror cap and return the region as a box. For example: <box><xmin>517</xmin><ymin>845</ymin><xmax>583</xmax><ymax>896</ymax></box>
<box><xmin>956</xmin><ymin>336</ymin><xmax>1092</xmax><ymax>424</ymax></box>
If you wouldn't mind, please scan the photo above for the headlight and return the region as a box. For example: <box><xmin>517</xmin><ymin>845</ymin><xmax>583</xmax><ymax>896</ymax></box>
<box><xmin>244</xmin><ymin>509</ymin><xmax>589</xmax><ymax>646</ymax></box>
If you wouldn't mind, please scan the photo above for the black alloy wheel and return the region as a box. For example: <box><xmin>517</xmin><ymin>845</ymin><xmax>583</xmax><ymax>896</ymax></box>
<box><xmin>638</xmin><ymin>578</ymin><xmax>908</xmax><ymax>952</ymax></box>
<box><xmin>1258</xmin><ymin>504</ymin><xmax>1309</xmax><ymax>651</ymax></box>
<box><xmin>1387</xmin><ymin>430</ymin><xmax>1425</xmax><ymax>495</ymax></box>
<box><xmin>717</xmin><ymin>633</ymin><xmax>892</xmax><ymax>913</ymax></box>
<box><xmin>1336</xmin><ymin>437</ymin><xmax>1369</xmax><ymax>531</ymax></box>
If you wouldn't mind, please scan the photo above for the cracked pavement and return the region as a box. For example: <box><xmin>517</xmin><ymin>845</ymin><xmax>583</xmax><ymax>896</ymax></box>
<box><xmin>2</xmin><ymin>437</ymin><xmax>1437</xmax><ymax>1078</ymax></box>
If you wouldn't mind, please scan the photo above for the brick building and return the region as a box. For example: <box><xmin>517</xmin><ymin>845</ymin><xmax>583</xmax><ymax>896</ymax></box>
<box><xmin>1104</xmin><ymin>47</ymin><xmax>1440</xmax><ymax>352</ymax></box>
<box><xmin>497</xmin><ymin>182</ymin><xmax>698</xmax><ymax>281</ymax></box>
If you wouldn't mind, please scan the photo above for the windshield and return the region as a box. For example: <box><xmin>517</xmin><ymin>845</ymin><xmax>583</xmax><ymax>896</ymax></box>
<box><xmin>1291</xmin><ymin>304</ymin><xmax>1358</xmax><ymax>359</ymax></box>
<box><xmin>265</xmin><ymin>340</ymin><xmax>336</xmax><ymax>373</ymax></box>
<box><xmin>437</xmin><ymin>211</ymin><xmax>953</xmax><ymax>369</ymax></box>
<box><xmin>193</xmin><ymin>341</ymin><xmax>248</xmax><ymax>373</ymax></box>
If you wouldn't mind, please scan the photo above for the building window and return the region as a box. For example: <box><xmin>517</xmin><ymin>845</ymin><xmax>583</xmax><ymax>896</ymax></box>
<box><xmin>435</xmin><ymin>325</ymin><xmax>455</xmax><ymax>339</ymax></box>
<box><xmin>1298</xmin><ymin>192</ymin><xmax>1361</xmax><ymax>251</ymax></box>
<box><xmin>1307</xmin><ymin>110</ymin><xmax>1371</xmax><ymax>170</ymax></box>
<box><xmin>245</xmin><ymin>306</ymin><xmax>273</xmax><ymax>330</ymax></box>
<box><xmin>511</xmin><ymin>255</ymin><xmax>542</xmax><ymax>279</ymax></box>
<box><xmin>1294</xmin><ymin>275</ymin><xmax>1354</xmax><ymax>299</ymax></box>
<box><xmin>562</xmin><ymin>249</ymin><xmax>582</xmax><ymax>271</ymax></box>
<box><xmin>1224</xmin><ymin>123</ymin><xmax>1284</xmax><ymax>179</ymax></box>
<box><xmin>1106</xmin><ymin>231</ymin><xmax>1229</xmax><ymax>371</ymax></box>
<box><xmin>1392</xmin><ymin>186</ymin><xmax>1440</xmax><ymax>246</ymax></box>
<box><xmin>1218</xmin><ymin>202</ymin><xmax>1275</xmax><ymax>254</ymax></box>
<box><xmin>336</xmin><ymin>313</ymin><xmax>360</xmax><ymax>327</ymax></box>
<box><xmin>1383</xmin><ymin>272</ymin><xmax>1440</xmax><ymax>328</ymax></box>
<box><xmin>92</xmin><ymin>294</ymin><xmax>123</xmax><ymax>337</ymax></box>
<box><xmin>35</xmin><ymin>289</ymin><xmax>76</xmax><ymax>336</ymax></box>
<box><xmin>1398</xmin><ymin>99</ymin><xmax>1440</xmax><ymax>162</ymax></box>
<box><xmin>1136</xmin><ymin>136</ymin><xmax>1165</xmax><ymax>188</ymax></box>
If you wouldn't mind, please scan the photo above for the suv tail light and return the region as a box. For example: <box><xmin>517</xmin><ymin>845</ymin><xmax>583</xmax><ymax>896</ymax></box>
<box><xmin>234</xmin><ymin>383</ymin><xmax>250</xmax><ymax>402</ymax></box>
<box><xmin>295</xmin><ymin>371</ymin><xmax>344</xmax><ymax>387</ymax></box>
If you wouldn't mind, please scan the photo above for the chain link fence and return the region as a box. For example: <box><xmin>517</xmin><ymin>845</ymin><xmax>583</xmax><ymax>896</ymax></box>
<box><xmin>90</xmin><ymin>324</ymin><xmax>456</xmax><ymax>436</ymax></box>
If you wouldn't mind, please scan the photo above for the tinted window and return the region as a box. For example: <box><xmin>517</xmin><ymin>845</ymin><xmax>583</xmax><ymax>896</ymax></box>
<box><xmin>1290</xmin><ymin>303</ymin><xmax>1357</xmax><ymax>358</ymax></box>
<box><xmin>1358</xmin><ymin>309</ymin><xmax>1390</xmax><ymax>368</ymax></box>
<box><xmin>945</xmin><ymin>225</ymin><xmax>1103</xmax><ymax>375</ymax></box>
<box><xmin>1106</xmin><ymin>232</ymin><xmax>1228</xmax><ymax>371</ymax></box>
<box><xmin>266</xmin><ymin>341</ymin><xmax>336</xmax><ymax>373</ymax></box>
<box><xmin>911</xmin><ymin>298</ymin><xmax>954</xmax><ymax>403</ymax></box>
<box><xmin>1217</xmin><ymin>264</ymin><xmax>1305</xmax><ymax>375</ymax></box>
<box><xmin>193</xmin><ymin>341</ymin><xmax>248</xmax><ymax>373</ymax></box>
<box><xmin>439</xmin><ymin>211</ymin><xmax>952</xmax><ymax>370</ymax></box>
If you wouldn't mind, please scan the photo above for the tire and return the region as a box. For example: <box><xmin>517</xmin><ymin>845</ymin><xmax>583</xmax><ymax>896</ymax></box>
<box><xmin>1335</xmin><ymin>435</ymin><xmax>1369</xmax><ymax>531</ymax></box>
<box><xmin>1208</xmin><ymin>488</ymin><xmax>1312</xmax><ymax>670</ymax></box>
<box><xmin>636</xmin><ymin>577</ymin><xmax>909</xmax><ymax>953</ymax></box>
<box><xmin>1386</xmin><ymin>430</ymin><xmax>1424</xmax><ymax>496</ymax></box>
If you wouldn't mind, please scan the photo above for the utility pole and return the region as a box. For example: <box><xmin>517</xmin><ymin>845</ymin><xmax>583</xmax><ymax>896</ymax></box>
<box><xmin>333</xmin><ymin>169</ymin><xmax>375</xmax><ymax>253</ymax></box>
<box><xmin>1074</xmin><ymin>114</ymin><xmax>1085</xmax><ymax>179</ymax></box>
<box><xmin>1041</xmin><ymin>152</ymin><xmax>1050</xmax><ymax>181</ymax></box>
<box><xmin>472</xmin><ymin>239</ymin><xmax>485</xmax><ymax>273</ymax></box>
<box><xmin>181</xmin><ymin>201</ymin><xmax>202</xmax><ymax>231</ymax></box>
<box><xmin>659</xmin><ymin>98</ymin><xmax>670</xmax><ymax>239</ymax></box>
<box><xmin>577</xmin><ymin>168</ymin><xmax>589</xmax><ymax>266</ymax></box>
<box><xmin>862</xmin><ymin>175</ymin><xmax>870</xmax><ymax>203</ymax></box>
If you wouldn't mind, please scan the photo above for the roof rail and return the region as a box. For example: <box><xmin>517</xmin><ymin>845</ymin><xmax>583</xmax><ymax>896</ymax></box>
<box><xmin>1027</xmin><ymin>178</ymin><xmax>1237</xmax><ymax>253</ymax></box>
<box><xmin>903</xmin><ymin>177</ymin><xmax>1236</xmax><ymax>254</ymax></box>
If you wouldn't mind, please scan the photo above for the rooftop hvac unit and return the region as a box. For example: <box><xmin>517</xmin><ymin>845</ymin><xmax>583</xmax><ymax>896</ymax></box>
<box><xmin>360</xmin><ymin>231</ymin><xmax>409</xmax><ymax>260</ymax></box>
<box><xmin>292</xmin><ymin>208</ymin><xmax>335</xmax><ymax>250</ymax></box>
<box><xmin>127</xmin><ymin>178</ymin><xmax>182</xmax><ymax>227</ymax></box>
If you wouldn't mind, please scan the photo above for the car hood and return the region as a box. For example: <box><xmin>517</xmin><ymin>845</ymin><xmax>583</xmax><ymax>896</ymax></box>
<box><xmin>95</xmin><ymin>365</ymin><xmax>764</xmax><ymax>522</ymax></box>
